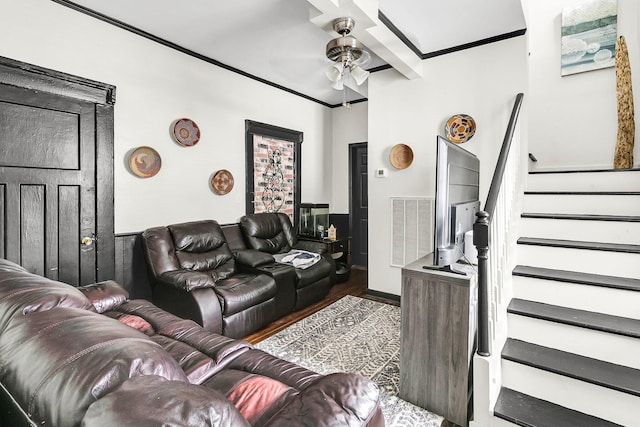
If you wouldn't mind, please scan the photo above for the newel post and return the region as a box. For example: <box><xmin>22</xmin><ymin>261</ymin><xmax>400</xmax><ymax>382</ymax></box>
<box><xmin>473</xmin><ymin>210</ymin><xmax>490</xmax><ymax>357</ymax></box>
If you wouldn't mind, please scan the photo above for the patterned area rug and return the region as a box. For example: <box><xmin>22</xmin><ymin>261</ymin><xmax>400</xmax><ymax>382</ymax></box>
<box><xmin>255</xmin><ymin>295</ymin><xmax>444</xmax><ymax>426</ymax></box>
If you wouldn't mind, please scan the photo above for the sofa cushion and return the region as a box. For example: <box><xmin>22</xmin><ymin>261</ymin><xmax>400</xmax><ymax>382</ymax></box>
<box><xmin>0</xmin><ymin>307</ymin><xmax>187</xmax><ymax>427</ymax></box>
<box><xmin>82</xmin><ymin>375</ymin><xmax>250</xmax><ymax>427</ymax></box>
<box><xmin>79</xmin><ymin>280</ymin><xmax>129</xmax><ymax>313</ymax></box>
<box><xmin>239</xmin><ymin>214</ymin><xmax>293</xmax><ymax>254</ymax></box>
<box><xmin>169</xmin><ymin>220</ymin><xmax>236</xmax><ymax>280</ymax></box>
<box><xmin>214</xmin><ymin>274</ymin><xmax>277</xmax><ymax>316</ymax></box>
<box><xmin>0</xmin><ymin>259</ymin><xmax>95</xmax><ymax>333</ymax></box>
<box><xmin>108</xmin><ymin>299</ymin><xmax>252</xmax><ymax>380</ymax></box>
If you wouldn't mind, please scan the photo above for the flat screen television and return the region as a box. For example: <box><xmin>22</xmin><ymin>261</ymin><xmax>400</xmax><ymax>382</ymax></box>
<box><xmin>433</xmin><ymin>136</ymin><xmax>480</xmax><ymax>267</ymax></box>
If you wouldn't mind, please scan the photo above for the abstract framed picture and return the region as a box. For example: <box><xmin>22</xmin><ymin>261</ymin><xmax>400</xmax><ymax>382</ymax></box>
<box><xmin>245</xmin><ymin>120</ymin><xmax>302</xmax><ymax>229</ymax></box>
<box><xmin>561</xmin><ymin>0</ymin><xmax>617</xmax><ymax>76</ymax></box>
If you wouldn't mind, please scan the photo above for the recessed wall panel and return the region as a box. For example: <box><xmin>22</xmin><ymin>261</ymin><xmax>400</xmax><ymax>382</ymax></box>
<box><xmin>0</xmin><ymin>102</ymin><xmax>79</xmax><ymax>169</ymax></box>
<box><xmin>58</xmin><ymin>186</ymin><xmax>80</xmax><ymax>285</ymax></box>
<box><xmin>20</xmin><ymin>185</ymin><xmax>45</xmax><ymax>275</ymax></box>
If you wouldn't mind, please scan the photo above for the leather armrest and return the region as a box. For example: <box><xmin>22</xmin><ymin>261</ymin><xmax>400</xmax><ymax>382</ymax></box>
<box><xmin>294</xmin><ymin>240</ymin><xmax>327</xmax><ymax>255</ymax></box>
<box><xmin>82</xmin><ymin>375</ymin><xmax>250</xmax><ymax>427</ymax></box>
<box><xmin>158</xmin><ymin>270</ymin><xmax>217</xmax><ymax>292</ymax></box>
<box><xmin>235</xmin><ymin>249</ymin><xmax>275</xmax><ymax>267</ymax></box>
<box><xmin>78</xmin><ymin>280</ymin><xmax>129</xmax><ymax>313</ymax></box>
<box><xmin>267</xmin><ymin>373</ymin><xmax>381</xmax><ymax>426</ymax></box>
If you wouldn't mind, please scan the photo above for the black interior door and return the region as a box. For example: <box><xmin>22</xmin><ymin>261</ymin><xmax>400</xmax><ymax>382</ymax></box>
<box><xmin>350</xmin><ymin>142</ymin><xmax>368</xmax><ymax>267</ymax></box>
<box><xmin>0</xmin><ymin>83</ymin><xmax>98</xmax><ymax>285</ymax></box>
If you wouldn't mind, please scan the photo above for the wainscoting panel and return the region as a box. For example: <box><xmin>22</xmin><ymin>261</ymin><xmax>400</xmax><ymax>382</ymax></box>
<box><xmin>390</xmin><ymin>197</ymin><xmax>434</xmax><ymax>267</ymax></box>
<box><xmin>114</xmin><ymin>233</ymin><xmax>152</xmax><ymax>301</ymax></box>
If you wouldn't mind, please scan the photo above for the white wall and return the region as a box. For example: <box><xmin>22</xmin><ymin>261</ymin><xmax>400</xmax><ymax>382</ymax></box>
<box><xmin>0</xmin><ymin>0</ymin><xmax>333</xmax><ymax>233</ymax></box>
<box><xmin>330</xmin><ymin>102</ymin><xmax>368</xmax><ymax>213</ymax></box>
<box><xmin>367</xmin><ymin>36</ymin><xmax>528</xmax><ymax>295</ymax></box>
<box><xmin>527</xmin><ymin>0</ymin><xmax>640</xmax><ymax>170</ymax></box>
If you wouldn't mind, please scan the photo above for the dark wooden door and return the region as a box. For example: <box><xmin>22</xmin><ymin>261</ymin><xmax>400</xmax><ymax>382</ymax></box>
<box><xmin>349</xmin><ymin>142</ymin><xmax>368</xmax><ymax>267</ymax></box>
<box><xmin>0</xmin><ymin>83</ymin><xmax>99</xmax><ymax>285</ymax></box>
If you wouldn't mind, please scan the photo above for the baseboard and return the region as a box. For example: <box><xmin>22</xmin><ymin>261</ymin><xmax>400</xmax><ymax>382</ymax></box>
<box><xmin>364</xmin><ymin>289</ymin><xmax>400</xmax><ymax>306</ymax></box>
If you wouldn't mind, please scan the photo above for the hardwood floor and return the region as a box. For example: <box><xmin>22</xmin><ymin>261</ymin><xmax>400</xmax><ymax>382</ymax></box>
<box><xmin>243</xmin><ymin>267</ymin><xmax>370</xmax><ymax>344</ymax></box>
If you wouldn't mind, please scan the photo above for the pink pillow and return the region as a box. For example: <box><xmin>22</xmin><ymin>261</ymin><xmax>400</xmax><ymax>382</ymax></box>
<box><xmin>227</xmin><ymin>376</ymin><xmax>292</xmax><ymax>424</ymax></box>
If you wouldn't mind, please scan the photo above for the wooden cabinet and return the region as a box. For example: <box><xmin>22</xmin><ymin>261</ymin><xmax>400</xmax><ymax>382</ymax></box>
<box><xmin>400</xmin><ymin>255</ymin><xmax>477</xmax><ymax>427</ymax></box>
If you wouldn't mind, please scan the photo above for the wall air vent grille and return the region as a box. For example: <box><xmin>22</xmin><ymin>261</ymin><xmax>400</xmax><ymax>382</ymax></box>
<box><xmin>390</xmin><ymin>197</ymin><xmax>434</xmax><ymax>267</ymax></box>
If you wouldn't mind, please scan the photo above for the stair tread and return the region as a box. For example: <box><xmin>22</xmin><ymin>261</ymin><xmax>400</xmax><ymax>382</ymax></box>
<box><xmin>517</xmin><ymin>237</ymin><xmax>640</xmax><ymax>253</ymax></box>
<box><xmin>494</xmin><ymin>387</ymin><xmax>622</xmax><ymax>427</ymax></box>
<box><xmin>525</xmin><ymin>191</ymin><xmax>640</xmax><ymax>195</ymax></box>
<box><xmin>513</xmin><ymin>265</ymin><xmax>640</xmax><ymax>292</ymax></box>
<box><xmin>508</xmin><ymin>298</ymin><xmax>640</xmax><ymax>338</ymax></box>
<box><xmin>502</xmin><ymin>339</ymin><xmax>640</xmax><ymax>397</ymax></box>
<box><xmin>521</xmin><ymin>213</ymin><xmax>640</xmax><ymax>222</ymax></box>
<box><xmin>529</xmin><ymin>168</ymin><xmax>640</xmax><ymax>174</ymax></box>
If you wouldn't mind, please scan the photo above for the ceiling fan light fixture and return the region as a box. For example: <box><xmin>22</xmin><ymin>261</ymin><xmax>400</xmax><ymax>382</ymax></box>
<box><xmin>324</xmin><ymin>17</ymin><xmax>370</xmax><ymax>93</ymax></box>
<box><xmin>325</xmin><ymin>36</ymin><xmax>364</xmax><ymax>63</ymax></box>
<box><xmin>325</xmin><ymin>62</ymin><xmax>344</xmax><ymax>82</ymax></box>
<box><xmin>350</xmin><ymin>65</ymin><xmax>370</xmax><ymax>86</ymax></box>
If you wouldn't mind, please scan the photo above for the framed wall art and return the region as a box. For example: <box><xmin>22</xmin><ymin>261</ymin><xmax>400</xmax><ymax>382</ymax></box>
<box><xmin>561</xmin><ymin>0</ymin><xmax>617</xmax><ymax>76</ymax></box>
<box><xmin>245</xmin><ymin>120</ymin><xmax>302</xmax><ymax>229</ymax></box>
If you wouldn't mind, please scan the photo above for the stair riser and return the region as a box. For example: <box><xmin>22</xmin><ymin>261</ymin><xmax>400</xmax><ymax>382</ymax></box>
<box><xmin>519</xmin><ymin>217</ymin><xmax>640</xmax><ymax>245</ymax></box>
<box><xmin>507</xmin><ymin>313</ymin><xmax>640</xmax><ymax>369</ymax></box>
<box><xmin>523</xmin><ymin>194</ymin><xmax>640</xmax><ymax>216</ymax></box>
<box><xmin>501</xmin><ymin>360</ymin><xmax>639</xmax><ymax>426</ymax></box>
<box><xmin>527</xmin><ymin>171</ymin><xmax>640</xmax><ymax>192</ymax></box>
<box><xmin>513</xmin><ymin>276</ymin><xmax>640</xmax><ymax>320</ymax></box>
<box><xmin>517</xmin><ymin>245</ymin><xmax>640</xmax><ymax>279</ymax></box>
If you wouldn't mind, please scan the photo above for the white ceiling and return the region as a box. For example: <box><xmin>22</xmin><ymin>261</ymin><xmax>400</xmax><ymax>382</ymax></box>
<box><xmin>59</xmin><ymin>0</ymin><xmax>526</xmax><ymax>107</ymax></box>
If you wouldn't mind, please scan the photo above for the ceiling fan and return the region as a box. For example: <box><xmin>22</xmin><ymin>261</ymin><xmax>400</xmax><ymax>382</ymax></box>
<box><xmin>325</xmin><ymin>17</ymin><xmax>371</xmax><ymax>93</ymax></box>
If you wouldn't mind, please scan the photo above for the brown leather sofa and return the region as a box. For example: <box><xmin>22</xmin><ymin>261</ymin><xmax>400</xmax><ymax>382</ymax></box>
<box><xmin>0</xmin><ymin>258</ymin><xmax>383</xmax><ymax>427</ymax></box>
<box><xmin>142</xmin><ymin>215</ymin><xmax>335</xmax><ymax>338</ymax></box>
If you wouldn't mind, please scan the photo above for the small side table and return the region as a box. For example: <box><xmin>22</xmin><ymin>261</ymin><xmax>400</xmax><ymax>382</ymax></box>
<box><xmin>299</xmin><ymin>237</ymin><xmax>352</xmax><ymax>282</ymax></box>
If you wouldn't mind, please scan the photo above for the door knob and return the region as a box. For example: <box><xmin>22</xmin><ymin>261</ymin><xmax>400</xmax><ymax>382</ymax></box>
<box><xmin>81</xmin><ymin>236</ymin><xmax>95</xmax><ymax>246</ymax></box>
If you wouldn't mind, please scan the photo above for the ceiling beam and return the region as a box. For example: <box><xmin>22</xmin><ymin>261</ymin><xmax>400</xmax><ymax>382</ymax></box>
<box><xmin>307</xmin><ymin>0</ymin><xmax>423</xmax><ymax>80</ymax></box>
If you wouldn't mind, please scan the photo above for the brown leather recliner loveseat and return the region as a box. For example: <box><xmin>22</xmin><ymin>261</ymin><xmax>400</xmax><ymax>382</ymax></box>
<box><xmin>142</xmin><ymin>214</ymin><xmax>335</xmax><ymax>338</ymax></box>
<box><xmin>0</xmin><ymin>258</ymin><xmax>383</xmax><ymax>426</ymax></box>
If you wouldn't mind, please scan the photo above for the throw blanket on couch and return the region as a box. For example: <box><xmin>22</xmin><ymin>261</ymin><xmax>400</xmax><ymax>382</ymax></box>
<box><xmin>274</xmin><ymin>249</ymin><xmax>321</xmax><ymax>269</ymax></box>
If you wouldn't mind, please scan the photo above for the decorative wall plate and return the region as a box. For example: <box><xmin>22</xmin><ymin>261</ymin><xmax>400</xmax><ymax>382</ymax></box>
<box><xmin>211</xmin><ymin>169</ymin><xmax>234</xmax><ymax>195</ymax></box>
<box><xmin>129</xmin><ymin>146</ymin><xmax>161</xmax><ymax>178</ymax></box>
<box><xmin>445</xmin><ymin>114</ymin><xmax>476</xmax><ymax>143</ymax></box>
<box><xmin>173</xmin><ymin>118</ymin><xmax>200</xmax><ymax>146</ymax></box>
<box><xmin>389</xmin><ymin>144</ymin><xmax>414</xmax><ymax>169</ymax></box>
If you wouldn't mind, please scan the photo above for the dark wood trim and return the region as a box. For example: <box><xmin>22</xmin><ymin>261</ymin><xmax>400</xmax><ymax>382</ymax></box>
<box><xmin>423</xmin><ymin>29</ymin><xmax>527</xmax><ymax>59</ymax></box>
<box><xmin>114</xmin><ymin>232</ymin><xmax>152</xmax><ymax>300</ymax></box>
<box><xmin>364</xmin><ymin>289</ymin><xmax>400</xmax><ymax>305</ymax></box>
<box><xmin>328</xmin><ymin>97</ymin><xmax>368</xmax><ymax>109</ymax></box>
<box><xmin>96</xmin><ymin>103</ymin><xmax>115</xmax><ymax>281</ymax></box>
<box><xmin>348</xmin><ymin>142</ymin><xmax>368</xmax><ymax>267</ymax></box>
<box><xmin>0</xmin><ymin>55</ymin><xmax>115</xmax><ymax>105</ymax></box>
<box><xmin>245</xmin><ymin>120</ymin><xmax>303</xmax><ymax>230</ymax></box>
<box><xmin>0</xmin><ymin>55</ymin><xmax>115</xmax><ymax>282</ymax></box>
<box><xmin>377</xmin><ymin>9</ymin><xmax>527</xmax><ymax>61</ymax></box>
<box><xmin>378</xmin><ymin>11</ymin><xmax>423</xmax><ymax>58</ymax></box>
<box><xmin>50</xmin><ymin>0</ymin><xmax>333</xmax><ymax>108</ymax></box>
<box><xmin>51</xmin><ymin>0</ymin><xmax>524</xmax><ymax>108</ymax></box>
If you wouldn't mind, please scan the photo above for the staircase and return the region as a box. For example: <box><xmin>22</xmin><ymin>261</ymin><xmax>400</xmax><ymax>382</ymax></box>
<box><xmin>492</xmin><ymin>168</ymin><xmax>640</xmax><ymax>427</ymax></box>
